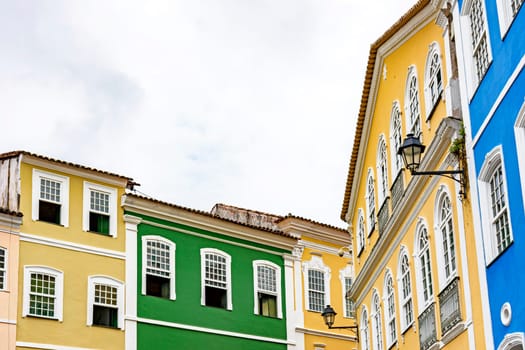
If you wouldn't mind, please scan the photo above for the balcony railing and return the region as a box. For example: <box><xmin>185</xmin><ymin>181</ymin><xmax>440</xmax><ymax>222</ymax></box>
<box><xmin>377</xmin><ymin>197</ymin><xmax>390</xmax><ymax>236</ymax></box>
<box><xmin>439</xmin><ymin>277</ymin><xmax>462</xmax><ymax>335</ymax></box>
<box><xmin>390</xmin><ymin>171</ymin><xmax>404</xmax><ymax>210</ymax></box>
<box><xmin>418</xmin><ymin>303</ymin><xmax>437</xmax><ymax>350</ymax></box>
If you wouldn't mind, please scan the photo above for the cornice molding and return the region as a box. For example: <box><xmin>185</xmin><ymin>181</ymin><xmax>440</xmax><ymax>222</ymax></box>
<box><xmin>295</xmin><ymin>327</ymin><xmax>357</xmax><ymax>342</ymax></box>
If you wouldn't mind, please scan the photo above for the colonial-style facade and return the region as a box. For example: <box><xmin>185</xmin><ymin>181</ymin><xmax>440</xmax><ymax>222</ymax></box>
<box><xmin>340</xmin><ymin>1</ymin><xmax>486</xmax><ymax>350</ymax></box>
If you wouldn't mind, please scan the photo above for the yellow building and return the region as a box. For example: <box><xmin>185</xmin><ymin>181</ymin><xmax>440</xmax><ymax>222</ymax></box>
<box><xmin>0</xmin><ymin>151</ymin><xmax>135</xmax><ymax>350</ymax></box>
<box><xmin>276</xmin><ymin>215</ymin><xmax>357</xmax><ymax>350</ymax></box>
<box><xmin>340</xmin><ymin>1</ymin><xmax>486</xmax><ymax>350</ymax></box>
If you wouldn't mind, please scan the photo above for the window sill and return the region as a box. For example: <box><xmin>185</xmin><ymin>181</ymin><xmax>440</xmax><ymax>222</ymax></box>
<box><xmin>36</xmin><ymin>220</ymin><xmax>64</xmax><ymax>227</ymax></box>
<box><xmin>486</xmin><ymin>240</ymin><xmax>514</xmax><ymax>267</ymax></box>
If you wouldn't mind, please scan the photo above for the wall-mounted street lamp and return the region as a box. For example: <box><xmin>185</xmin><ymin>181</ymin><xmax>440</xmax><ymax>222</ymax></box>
<box><xmin>397</xmin><ymin>133</ymin><xmax>465</xmax><ymax>196</ymax></box>
<box><xmin>321</xmin><ymin>305</ymin><xmax>359</xmax><ymax>342</ymax></box>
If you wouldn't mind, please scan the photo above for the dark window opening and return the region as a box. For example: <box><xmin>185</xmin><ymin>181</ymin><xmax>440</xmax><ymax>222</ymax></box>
<box><xmin>93</xmin><ymin>305</ymin><xmax>118</xmax><ymax>328</ymax></box>
<box><xmin>205</xmin><ymin>286</ymin><xmax>227</xmax><ymax>309</ymax></box>
<box><xmin>146</xmin><ymin>274</ymin><xmax>170</xmax><ymax>298</ymax></box>
<box><xmin>258</xmin><ymin>293</ymin><xmax>277</xmax><ymax>317</ymax></box>
<box><xmin>39</xmin><ymin>201</ymin><xmax>61</xmax><ymax>225</ymax></box>
<box><xmin>90</xmin><ymin>212</ymin><xmax>110</xmax><ymax>234</ymax></box>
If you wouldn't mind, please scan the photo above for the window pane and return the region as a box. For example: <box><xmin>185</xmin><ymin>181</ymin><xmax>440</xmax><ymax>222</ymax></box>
<box><xmin>308</xmin><ymin>270</ymin><xmax>325</xmax><ymax>312</ymax></box>
<box><xmin>93</xmin><ymin>305</ymin><xmax>118</xmax><ymax>328</ymax></box>
<box><xmin>205</xmin><ymin>286</ymin><xmax>227</xmax><ymax>308</ymax></box>
<box><xmin>39</xmin><ymin>200</ymin><xmax>61</xmax><ymax>224</ymax></box>
<box><xmin>205</xmin><ymin>253</ymin><xmax>227</xmax><ymax>289</ymax></box>
<box><xmin>258</xmin><ymin>293</ymin><xmax>277</xmax><ymax>317</ymax></box>
<box><xmin>40</xmin><ymin>178</ymin><xmax>61</xmax><ymax>203</ymax></box>
<box><xmin>257</xmin><ymin>265</ymin><xmax>277</xmax><ymax>293</ymax></box>
<box><xmin>29</xmin><ymin>272</ymin><xmax>56</xmax><ymax>318</ymax></box>
<box><xmin>90</xmin><ymin>190</ymin><xmax>110</xmax><ymax>214</ymax></box>
<box><xmin>89</xmin><ymin>212</ymin><xmax>110</xmax><ymax>234</ymax></box>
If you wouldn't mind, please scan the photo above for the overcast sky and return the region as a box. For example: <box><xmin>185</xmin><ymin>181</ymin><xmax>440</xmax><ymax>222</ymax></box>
<box><xmin>1</xmin><ymin>0</ymin><xmax>417</xmax><ymax>227</ymax></box>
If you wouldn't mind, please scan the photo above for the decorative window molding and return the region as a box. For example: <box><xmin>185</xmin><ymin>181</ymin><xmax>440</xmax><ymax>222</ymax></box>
<box><xmin>361</xmin><ymin>305</ymin><xmax>371</xmax><ymax>350</ymax></box>
<box><xmin>339</xmin><ymin>264</ymin><xmax>354</xmax><ymax>318</ymax></box>
<box><xmin>397</xmin><ymin>247</ymin><xmax>414</xmax><ymax>332</ymax></box>
<box><xmin>32</xmin><ymin>169</ymin><xmax>69</xmax><ymax>227</ymax></box>
<box><xmin>404</xmin><ymin>66</ymin><xmax>422</xmax><ymax>137</ymax></box>
<box><xmin>390</xmin><ymin>101</ymin><xmax>403</xmax><ymax>178</ymax></box>
<box><xmin>497</xmin><ymin>332</ymin><xmax>525</xmax><ymax>350</ymax></box>
<box><xmin>83</xmin><ymin>182</ymin><xmax>118</xmax><ymax>237</ymax></box>
<box><xmin>376</xmin><ymin>135</ymin><xmax>389</xmax><ymax>207</ymax></box>
<box><xmin>357</xmin><ymin>209</ymin><xmax>366</xmax><ymax>255</ymax></box>
<box><xmin>201</xmin><ymin>248</ymin><xmax>232</xmax><ymax>310</ymax></box>
<box><xmin>514</xmin><ymin>101</ymin><xmax>525</xmax><ymax>216</ymax></box>
<box><xmin>22</xmin><ymin>266</ymin><xmax>64</xmax><ymax>321</ymax></box>
<box><xmin>371</xmin><ymin>290</ymin><xmax>384</xmax><ymax>350</ymax></box>
<box><xmin>383</xmin><ymin>271</ymin><xmax>397</xmax><ymax>348</ymax></box>
<box><xmin>434</xmin><ymin>186</ymin><xmax>458</xmax><ymax>290</ymax></box>
<box><xmin>302</xmin><ymin>255</ymin><xmax>331</xmax><ymax>313</ymax></box>
<box><xmin>0</xmin><ymin>247</ymin><xmax>6</xmax><ymax>291</ymax></box>
<box><xmin>496</xmin><ymin>0</ymin><xmax>524</xmax><ymax>38</ymax></box>
<box><xmin>87</xmin><ymin>276</ymin><xmax>124</xmax><ymax>329</ymax></box>
<box><xmin>415</xmin><ymin>219</ymin><xmax>434</xmax><ymax>311</ymax></box>
<box><xmin>142</xmin><ymin>235</ymin><xmax>176</xmax><ymax>300</ymax></box>
<box><xmin>424</xmin><ymin>42</ymin><xmax>444</xmax><ymax>119</ymax></box>
<box><xmin>253</xmin><ymin>260</ymin><xmax>282</xmax><ymax>318</ymax></box>
<box><xmin>366</xmin><ymin>169</ymin><xmax>376</xmax><ymax>235</ymax></box>
<box><xmin>478</xmin><ymin>146</ymin><xmax>514</xmax><ymax>263</ymax></box>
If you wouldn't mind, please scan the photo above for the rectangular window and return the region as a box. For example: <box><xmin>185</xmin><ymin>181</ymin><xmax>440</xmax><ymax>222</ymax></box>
<box><xmin>308</xmin><ymin>270</ymin><xmax>325</xmax><ymax>312</ymax></box>
<box><xmin>39</xmin><ymin>178</ymin><xmax>61</xmax><ymax>224</ymax></box>
<box><xmin>83</xmin><ymin>182</ymin><xmax>117</xmax><ymax>237</ymax></box>
<box><xmin>145</xmin><ymin>239</ymin><xmax>172</xmax><ymax>299</ymax></box>
<box><xmin>490</xmin><ymin>166</ymin><xmax>512</xmax><ymax>253</ymax></box>
<box><xmin>92</xmin><ymin>284</ymin><xmax>118</xmax><ymax>328</ymax></box>
<box><xmin>89</xmin><ymin>190</ymin><xmax>110</xmax><ymax>234</ymax></box>
<box><xmin>32</xmin><ymin>170</ymin><xmax>69</xmax><ymax>227</ymax></box>
<box><xmin>344</xmin><ymin>277</ymin><xmax>354</xmax><ymax>317</ymax></box>
<box><xmin>257</xmin><ymin>265</ymin><xmax>277</xmax><ymax>317</ymax></box>
<box><xmin>470</xmin><ymin>0</ymin><xmax>490</xmax><ymax>82</ymax></box>
<box><xmin>0</xmin><ymin>248</ymin><xmax>6</xmax><ymax>290</ymax></box>
<box><xmin>29</xmin><ymin>272</ymin><xmax>57</xmax><ymax>318</ymax></box>
<box><xmin>201</xmin><ymin>249</ymin><xmax>232</xmax><ymax>310</ymax></box>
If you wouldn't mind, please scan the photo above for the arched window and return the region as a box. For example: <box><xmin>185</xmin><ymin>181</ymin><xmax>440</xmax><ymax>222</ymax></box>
<box><xmin>438</xmin><ymin>193</ymin><xmax>457</xmax><ymax>280</ymax></box>
<box><xmin>357</xmin><ymin>209</ymin><xmax>366</xmax><ymax>255</ymax></box>
<box><xmin>361</xmin><ymin>306</ymin><xmax>370</xmax><ymax>350</ymax></box>
<box><xmin>377</xmin><ymin>136</ymin><xmax>389</xmax><ymax>206</ymax></box>
<box><xmin>366</xmin><ymin>170</ymin><xmax>376</xmax><ymax>234</ymax></box>
<box><xmin>416</xmin><ymin>224</ymin><xmax>434</xmax><ymax>307</ymax></box>
<box><xmin>142</xmin><ymin>235</ymin><xmax>176</xmax><ymax>300</ymax></box>
<box><xmin>398</xmin><ymin>250</ymin><xmax>413</xmax><ymax>332</ymax></box>
<box><xmin>405</xmin><ymin>67</ymin><xmax>422</xmax><ymax>137</ymax></box>
<box><xmin>424</xmin><ymin>43</ymin><xmax>443</xmax><ymax>118</ymax></box>
<box><xmin>302</xmin><ymin>255</ymin><xmax>331</xmax><ymax>313</ymax></box>
<box><xmin>384</xmin><ymin>272</ymin><xmax>397</xmax><ymax>347</ymax></box>
<box><xmin>253</xmin><ymin>260</ymin><xmax>282</xmax><ymax>318</ymax></box>
<box><xmin>390</xmin><ymin>102</ymin><xmax>403</xmax><ymax>178</ymax></box>
<box><xmin>201</xmin><ymin>248</ymin><xmax>232</xmax><ymax>310</ymax></box>
<box><xmin>371</xmin><ymin>291</ymin><xmax>383</xmax><ymax>350</ymax></box>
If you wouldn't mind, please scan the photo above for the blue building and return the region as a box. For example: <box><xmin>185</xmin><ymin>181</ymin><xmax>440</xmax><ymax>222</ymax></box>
<box><xmin>452</xmin><ymin>0</ymin><xmax>525</xmax><ymax>348</ymax></box>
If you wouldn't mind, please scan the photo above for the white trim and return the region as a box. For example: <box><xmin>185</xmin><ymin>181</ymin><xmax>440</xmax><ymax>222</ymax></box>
<box><xmin>0</xmin><ymin>318</ymin><xmax>16</xmax><ymax>325</ymax></box>
<box><xmin>495</xmin><ymin>0</ymin><xmax>523</xmax><ymax>38</ymax></box>
<box><xmin>296</xmin><ymin>326</ymin><xmax>356</xmax><ymax>341</ymax></box>
<box><xmin>370</xmin><ymin>290</ymin><xmax>383</xmax><ymax>350</ymax></box>
<box><xmin>32</xmin><ymin>169</ymin><xmax>70</xmax><ymax>227</ymax></box>
<box><xmin>141</xmin><ymin>235</ymin><xmax>176</xmax><ymax>300</ymax></box>
<box><xmin>404</xmin><ymin>65</ymin><xmax>422</xmax><ymax>138</ymax></box>
<box><xmin>414</xmin><ymin>219</ymin><xmax>434</xmax><ymax>312</ymax></box>
<box><xmin>397</xmin><ymin>247</ymin><xmax>414</xmax><ymax>333</ymax></box>
<box><xmin>389</xmin><ymin>101</ymin><xmax>403</xmax><ymax>179</ymax></box>
<box><xmin>16</xmin><ymin>341</ymin><xmax>96</xmax><ymax>350</ymax></box>
<box><xmin>514</xmin><ymin>100</ymin><xmax>525</xmax><ymax>216</ymax></box>
<box><xmin>302</xmin><ymin>255</ymin><xmax>331</xmax><ymax>313</ymax></box>
<box><xmin>376</xmin><ymin>135</ymin><xmax>389</xmax><ymax>207</ymax></box>
<box><xmin>339</xmin><ymin>264</ymin><xmax>354</xmax><ymax>318</ymax></box>
<box><xmin>500</xmin><ymin>302</ymin><xmax>512</xmax><ymax>327</ymax></box>
<box><xmin>200</xmin><ymin>248</ymin><xmax>232</xmax><ymax>310</ymax></box>
<box><xmin>497</xmin><ymin>332</ymin><xmax>525</xmax><ymax>350</ymax></box>
<box><xmin>86</xmin><ymin>275</ymin><xmax>124</xmax><ymax>329</ymax></box>
<box><xmin>424</xmin><ymin>42</ymin><xmax>444</xmax><ymax>119</ymax></box>
<box><xmin>22</xmin><ymin>265</ymin><xmax>64</xmax><ymax>321</ymax></box>
<box><xmin>133</xmin><ymin>316</ymin><xmax>294</xmax><ymax>345</ymax></box>
<box><xmin>20</xmin><ymin>233</ymin><xmax>125</xmax><ymax>259</ymax></box>
<box><xmin>361</xmin><ymin>305</ymin><xmax>370</xmax><ymax>350</ymax></box>
<box><xmin>365</xmin><ymin>169</ymin><xmax>376</xmax><ymax>235</ymax></box>
<box><xmin>82</xmin><ymin>181</ymin><xmax>118</xmax><ymax>237</ymax></box>
<box><xmin>252</xmin><ymin>260</ymin><xmax>282</xmax><ymax>318</ymax></box>
<box><xmin>357</xmin><ymin>209</ymin><xmax>366</xmax><ymax>255</ymax></box>
<box><xmin>124</xmin><ymin>214</ymin><xmax>141</xmax><ymax>350</ymax></box>
<box><xmin>383</xmin><ymin>270</ymin><xmax>397</xmax><ymax>348</ymax></box>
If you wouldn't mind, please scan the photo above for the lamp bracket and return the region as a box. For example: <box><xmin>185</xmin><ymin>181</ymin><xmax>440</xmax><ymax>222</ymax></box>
<box><xmin>328</xmin><ymin>324</ymin><xmax>359</xmax><ymax>342</ymax></box>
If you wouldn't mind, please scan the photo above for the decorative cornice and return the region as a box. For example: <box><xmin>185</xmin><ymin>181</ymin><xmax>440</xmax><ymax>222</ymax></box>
<box><xmin>295</xmin><ymin>327</ymin><xmax>357</xmax><ymax>342</ymax></box>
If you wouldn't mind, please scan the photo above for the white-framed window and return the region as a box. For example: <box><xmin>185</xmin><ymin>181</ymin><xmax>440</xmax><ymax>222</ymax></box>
<box><xmin>357</xmin><ymin>209</ymin><xmax>366</xmax><ymax>255</ymax></box>
<box><xmin>303</xmin><ymin>255</ymin><xmax>331</xmax><ymax>313</ymax></box>
<box><xmin>361</xmin><ymin>306</ymin><xmax>370</xmax><ymax>350</ymax></box>
<box><xmin>384</xmin><ymin>271</ymin><xmax>397</xmax><ymax>348</ymax></box>
<box><xmin>32</xmin><ymin>169</ymin><xmax>69</xmax><ymax>227</ymax></box>
<box><xmin>87</xmin><ymin>276</ymin><xmax>124</xmax><ymax>329</ymax></box>
<box><xmin>142</xmin><ymin>235</ymin><xmax>176</xmax><ymax>300</ymax></box>
<box><xmin>0</xmin><ymin>247</ymin><xmax>6</xmax><ymax>290</ymax></box>
<box><xmin>377</xmin><ymin>136</ymin><xmax>389</xmax><ymax>206</ymax></box>
<box><xmin>253</xmin><ymin>260</ymin><xmax>282</xmax><ymax>318</ymax></box>
<box><xmin>398</xmin><ymin>249</ymin><xmax>414</xmax><ymax>332</ymax></box>
<box><xmin>497</xmin><ymin>332</ymin><xmax>525</xmax><ymax>350</ymax></box>
<box><xmin>366</xmin><ymin>170</ymin><xmax>376</xmax><ymax>235</ymax></box>
<box><xmin>478</xmin><ymin>146</ymin><xmax>513</xmax><ymax>263</ymax></box>
<box><xmin>371</xmin><ymin>290</ymin><xmax>383</xmax><ymax>350</ymax></box>
<box><xmin>340</xmin><ymin>264</ymin><xmax>354</xmax><ymax>318</ymax></box>
<box><xmin>201</xmin><ymin>248</ymin><xmax>232</xmax><ymax>310</ymax></box>
<box><xmin>415</xmin><ymin>221</ymin><xmax>434</xmax><ymax>310</ymax></box>
<box><xmin>404</xmin><ymin>66</ymin><xmax>422</xmax><ymax>137</ymax></box>
<box><xmin>514</xmin><ymin>101</ymin><xmax>525</xmax><ymax>217</ymax></box>
<box><xmin>434</xmin><ymin>188</ymin><xmax>458</xmax><ymax>287</ymax></box>
<box><xmin>461</xmin><ymin>0</ymin><xmax>492</xmax><ymax>93</ymax></box>
<box><xmin>23</xmin><ymin>266</ymin><xmax>64</xmax><ymax>321</ymax></box>
<box><xmin>83</xmin><ymin>182</ymin><xmax>117</xmax><ymax>237</ymax></box>
<box><xmin>390</xmin><ymin>101</ymin><xmax>403</xmax><ymax>178</ymax></box>
<box><xmin>424</xmin><ymin>43</ymin><xmax>443</xmax><ymax>118</ymax></box>
<box><xmin>496</xmin><ymin>0</ymin><xmax>524</xmax><ymax>37</ymax></box>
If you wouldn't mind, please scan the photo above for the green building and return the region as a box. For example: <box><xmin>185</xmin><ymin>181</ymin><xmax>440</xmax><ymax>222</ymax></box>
<box><xmin>122</xmin><ymin>195</ymin><xmax>298</xmax><ymax>349</ymax></box>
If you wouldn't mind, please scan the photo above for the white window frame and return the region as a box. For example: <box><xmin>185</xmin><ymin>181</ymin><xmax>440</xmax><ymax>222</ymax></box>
<box><xmin>496</xmin><ymin>0</ymin><xmax>524</xmax><ymax>38</ymax></box>
<box><xmin>252</xmin><ymin>260</ymin><xmax>282</xmax><ymax>318</ymax></box>
<box><xmin>514</xmin><ymin>101</ymin><xmax>525</xmax><ymax>217</ymax></box>
<box><xmin>376</xmin><ymin>135</ymin><xmax>389</xmax><ymax>207</ymax></box>
<box><xmin>357</xmin><ymin>209</ymin><xmax>366</xmax><ymax>255</ymax></box>
<box><xmin>415</xmin><ymin>219</ymin><xmax>434</xmax><ymax>311</ymax></box>
<box><xmin>478</xmin><ymin>145</ymin><xmax>514</xmax><ymax>263</ymax></box>
<box><xmin>302</xmin><ymin>255</ymin><xmax>331</xmax><ymax>313</ymax></box>
<box><xmin>200</xmin><ymin>248</ymin><xmax>232</xmax><ymax>310</ymax></box>
<box><xmin>390</xmin><ymin>101</ymin><xmax>403</xmax><ymax>178</ymax></box>
<box><xmin>0</xmin><ymin>247</ymin><xmax>6</xmax><ymax>291</ymax></box>
<box><xmin>87</xmin><ymin>275</ymin><xmax>124</xmax><ymax>329</ymax></box>
<box><xmin>497</xmin><ymin>332</ymin><xmax>525</xmax><ymax>350</ymax></box>
<box><xmin>424</xmin><ymin>43</ymin><xmax>444</xmax><ymax>118</ymax></box>
<box><xmin>361</xmin><ymin>305</ymin><xmax>370</xmax><ymax>350</ymax></box>
<box><xmin>32</xmin><ymin>169</ymin><xmax>70</xmax><ymax>227</ymax></box>
<box><xmin>339</xmin><ymin>264</ymin><xmax>354</xmax><ymax>318</ymax></box>
<box><xmin>23</xmin><ymin>266</ymin><xmax>64</xmax><ymax>321</ymax></box>
<box><xmin>397</xmin><ymin>248</ymin><xmax>414</xmax><ymax>332</ymax></box>
<box><xmin>383</xmin><ymin>271</ymin><xmax>397</xmax><ymax>348</ymax></box>
<box><xmin>404</xmin><ymin>66</ymin><xmax>422</xmax><ymax>138</ymax></box>
<box><xmin>83</xmin><ymin>181</ymin><xmax>118</xmax><ymax>237</ymax></box>
<box><xmin>365</xmin><ymin>169</ymin><xmax>376</xmax><ymax>235</ymax></box>
<box><xmin>433</xmin><ymin>186</ymin><xmax>458</xmax><ymax>290</ymax></box>
<box><xmin>460</xmin><ymin>0</ymin><xmax>493</xmax><ymax>96</ymax></box>
<box><xmin>142</xmin><ymin>235</ymin><xmax>176</xmax><ymax>300</ymax></box>
<box><xmin>371</xmin><ymin>290</ymin><xmax>383</xmax><ymax>350</ymax></box>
